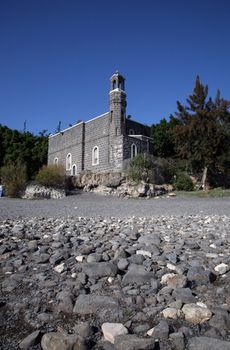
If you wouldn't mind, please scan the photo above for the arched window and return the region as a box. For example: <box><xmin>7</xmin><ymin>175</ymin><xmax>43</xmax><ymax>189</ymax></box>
<box><xmin>72</xmin><ymin>164</ymin><xmax>77</xmax><ymax>176</ymax></box>
<box><xmin>92</xmin><ymin>146</ymin><xmax>99</xmax><ymax>165</ymax></box>
<box><xmin>66</xmin><ymin>153</ymin><xmax>72</xmax><ymax>170</ymax></box>
<box><xmin>54</xmin><ymin>157</ymin><xmax>58</xmax><ymax>165</ymax></box>
<box><xmin>129</xmin><ymin>129</ymin><xmax>135</xmax><ymax>135</ymax></box>
<box><xmin>131</xmin><ymin>144</ymin><xmax>137</xmax><ymax>159</ymax></box>
<box><xmin>113</xmin><ymin>80</ymin><xmax>116</xmax><ymax>90</ymax></box>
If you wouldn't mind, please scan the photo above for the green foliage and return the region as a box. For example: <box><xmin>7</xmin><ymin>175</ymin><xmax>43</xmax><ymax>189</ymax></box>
<box><xmin>0</xmin><ymin>124</ymin><xmax>48</xmax><ymax>179</ymax></box>
<box><xmin>173</xmin><ymin>173</ymin><xmax>194</xmax><ymax>191</ymax></box>
<box><xmin>127</xmin><ymin>154</ymin><xmax>175</xmax><ymax>184</ymax></box>
<box><xmin>128</xmin><ymin>154</ymin><xmax>153</xmax><ymax>182</ymax></box>
<box><xmin>35</xmin><ymin>164</ymin><xmax>66</xmax><ymax>188</ymax></box>
<box><xmin>0</xmin><ymin>163</ymin><xmax>27</xmax><ymax>197</ymax></box>
<box><xmin>151</xmin><ymin>116</ymin><xmax>181</xmax><ymax>158</ymax></box>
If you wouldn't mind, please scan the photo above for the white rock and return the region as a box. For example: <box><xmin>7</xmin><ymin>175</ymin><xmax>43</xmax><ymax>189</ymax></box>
<box><xmin>54</xmin><ymin>263</ymin><xmax>65</xmax><ymax>273</ymax></box>
<box><xmin>182</xmin><ymin>303</ymin><xmax>212</xmax><ymax>324</ymax></box>
<box><xmin>196</xmin><ymin>302</ymin><xmax>208</xmax><ymax>308</ymax></box>
<box><xmin>76</xmin><ymin>255</ymin><xmax>85</xmax><ymax>262</ymax></box>
<box><xmin>101</xmin><ymin>322</ymin><xmax>128</xmax><ymax>344</ymax></box>
<box><xmin>206</xmin><ymin>253</ymin><xmax>218</xmax><ymax>258</ymax></box>
<box><xmin>214</xmin><ymin>263</ymin><xmax>228</xmax><ymax>275</ymax></box>
<box><xmin>168</xmin><ymin>192</ymin><xmax>176</xmax><ymax>197</ymax></box>
<box><xmin>166</xmin><ymin>263</ymin><xmax>176</xmax><ymax>271</ymax></box>
<box><xmin>108</xmin><ymin>277</ymin><xmax>114</xmax><ymax>283</ymax></box>
<box><xmin>166</xmin><ymin>263</ymin><xmax>183</xmax><ymax>274</ymax></box>
<box><xmin>146</xmin><ymin>327</ymin><xmax>154</xmax><ymax>336</ymax></box>
<box><xmin>162</xmin><ymin>307</ymin><xmax>178</xmax><ymax>319</ymax></box>
<box><xmin>136</xmin><ymin>249</ymin><xmax>152</xmax><ymax>258</ymax></box>
<box><xmin>209</xmin><ymin>243</ymin><xmax>216</xmax><ymax>249</ymax></box>
<box><xmin>161</xmin><ymin>273</ymin><xmax>176</xmax><ymax>284</ymax></box>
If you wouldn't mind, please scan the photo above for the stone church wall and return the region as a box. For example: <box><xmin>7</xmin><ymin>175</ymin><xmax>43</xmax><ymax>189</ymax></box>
<box><xmin>48</xmin><ymin>122</ymin><xmax>84</xmax><ymax>175</ymax></box>
<box><xmin>84</xmin><ymin>113</ymin><xmax>113</xmax><ymax>173</ymax></box>
<box><xmin>123</xmin><ymin>135</ymin><xmax>154</xmax><ymax>160</ymax></box>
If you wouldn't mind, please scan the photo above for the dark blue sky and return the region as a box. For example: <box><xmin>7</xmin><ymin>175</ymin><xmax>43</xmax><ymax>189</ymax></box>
<box><xmin>0</xmin><ymin>0</ymin><xmax>229</xmax><ymax>134</ymax></box>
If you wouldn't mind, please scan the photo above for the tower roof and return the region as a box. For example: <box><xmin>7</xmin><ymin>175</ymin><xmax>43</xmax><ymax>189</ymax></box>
<box><xmin>110</xmin><ymin>71</ymin><xmax>125</xmax><ymax>81</ymax></box>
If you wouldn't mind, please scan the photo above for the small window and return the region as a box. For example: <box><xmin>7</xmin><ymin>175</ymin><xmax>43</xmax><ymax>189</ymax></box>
<box><xmin>129</xmin><ymin>129</ymin><xmax>135</xmax><ymax>135</ymax></box>
<box><xmin>72</xmin><ymin>164</ymin><xmax>77</xmax><ymax>176</ymax></box>
<box><xmin>66</xmin><ymin>153</ymin><xmax>72</xmax><ymax>170</ymax></box>
<box><xmin>113</xmin><ymin>80</ymin><xmax>116</xmax><ymax>89</ymax></box>
<box><xmin>131</xmin><ymin>144</ymin><xmax>137</xmax><ymax>159</ymax></box>
<box><xmin>121</xmin><ymin>111</ymin><xmax>125</xmax><ymax>122</ymax></box>
<box><xmin>92</xmin><ymin>146</ymin><xmax>99</xmax><ymax>165</ymax></box>
<box><xmin>54</xmin><ymin>157</ymin><xmax>58</xmax><ymax>165</ymax></box>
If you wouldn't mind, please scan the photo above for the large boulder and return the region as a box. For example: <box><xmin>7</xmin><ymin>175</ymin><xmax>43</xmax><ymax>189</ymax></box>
<box><xmin>73</xmin><ymin>294</ymin><xmax>123</xmax><ymax>322</ymax></box>
<box><xmin>182</xmin><ymin>303</ymin><xmax>212</xmax><ymax>324</ymax></box>
<box><xmin>41</xmin><ymin>332</ymin><xmax>87</xmax><ymax>350</ymax></box>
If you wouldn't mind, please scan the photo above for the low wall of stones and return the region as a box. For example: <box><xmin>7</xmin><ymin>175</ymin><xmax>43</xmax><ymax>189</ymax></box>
<box><xmin>22</xmin><ymin>184</ymin><xmax>66</xmax><ymax>199</ymax></box>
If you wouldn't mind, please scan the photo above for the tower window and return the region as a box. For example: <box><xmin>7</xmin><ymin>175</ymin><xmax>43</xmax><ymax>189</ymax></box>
<box><xmin>131</xmin><ymin>144</ymin><xmax>137</xmax><ymax>159</ymax></box>
<box><xmin>113</xmin><ymin>80</ymin><xmax>116</xmax><ymax>89</ymax></box>
<box><xmin>121</xmin><ymin>111</ymin><xmax>125</xmax><ymax>122</ymax></box>
<box><xmin>92</xmin><ymin>146</ymin><xmax>99</xmax><ymax>165</ymax></box>
<box><xmin>110</xmin><ymin>110</ymin><xmax>113</xmax><ymax>122</ymax></box>
<box><xmin>129</xmin><ymin>129</ymin><xmax>135</xmax><ymax>135</ymax></box>
<box><xmin>54</xmin><ymin>157</ymin><xmax>58</xmax><ymax>165</ymax></box>
<box><xmin>66</xmin><ymin>153</ymin><xmax>72</xmax><ymax>170</ymax></box>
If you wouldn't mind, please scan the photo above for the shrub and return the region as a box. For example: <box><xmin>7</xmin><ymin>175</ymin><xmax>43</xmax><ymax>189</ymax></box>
<box><xmin>127</xmin><ymin>154</ymin><xmax>153</xmax><ymax>182</ymax></box>
<box><xmin>127</xmin><ymin>154</ymin><xmax>178</xmax><ymax>184</ymax></box>
<box><xmin>0</xmin><ymin>163</ymin><xmax>27</xmax><ymax>197</ymax></box>
<box><xmin>35</xmin><ymin>164</ymin><xmax>66</xmax><ymax>188</ymax></box>
<box><xmin>173</xmin><ymin>173</ymin><xmax>194</xmax><ymax>191</ymax></box>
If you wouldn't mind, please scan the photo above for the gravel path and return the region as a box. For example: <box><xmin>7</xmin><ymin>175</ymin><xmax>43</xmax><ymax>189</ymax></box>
<box><xmin>0</xmin><ymin>192</ymin><xmax>230</xmax><ymax>219</ymax></box>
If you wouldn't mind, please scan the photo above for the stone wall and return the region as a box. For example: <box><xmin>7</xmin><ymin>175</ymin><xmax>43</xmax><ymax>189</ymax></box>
<box><xmin>84</xmin><ymin>113</ymin><xmax>112</xmax><ymax>173</ymax></box>
<box><xmin>123</xmin><ymin>135</ymin><xmax>154</xmax><ymax>160</ymax></box>
<box><xmin>48</xmin><ymin>122</ymin><xmax>84</xmax><ymax>175</ymax></box>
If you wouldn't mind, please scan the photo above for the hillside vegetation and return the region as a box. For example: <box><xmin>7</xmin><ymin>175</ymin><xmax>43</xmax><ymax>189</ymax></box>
<box><xmin>0</xmin><ymin>125</ymin><xmax>48</xmax><ymax>180</ymax></box>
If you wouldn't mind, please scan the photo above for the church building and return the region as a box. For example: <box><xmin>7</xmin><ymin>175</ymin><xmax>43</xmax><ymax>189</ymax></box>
<box><xmin>48</xmin><ymin>72</ymin><xmax>153</xmax><ymax>175</ymax></box>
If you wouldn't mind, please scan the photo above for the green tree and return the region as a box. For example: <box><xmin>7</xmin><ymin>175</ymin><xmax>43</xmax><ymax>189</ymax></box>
<box><xmin>173</xmin><ymin>76</ymin><xmax>230</xmax><ymax>188</ymax></box>
<box><xmin>151</xmin><ymin>116</ymin><xmax>181</xmax><ymax>158</ymax></box>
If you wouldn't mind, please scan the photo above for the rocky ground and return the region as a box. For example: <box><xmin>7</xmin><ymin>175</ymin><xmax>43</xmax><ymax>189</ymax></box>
<box><xmin>1</xmin><ymin>212</ymin><xmax>230</xmax><ymax>349</ymax></box>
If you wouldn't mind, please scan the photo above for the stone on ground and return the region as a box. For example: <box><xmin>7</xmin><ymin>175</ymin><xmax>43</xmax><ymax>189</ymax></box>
<box><xmin>188</xmin><ymin>336</ymin><xmax>230</xmax><ymax>350</ymax></box>
<box><xmin>182</xmin><ymin>304</ymin><xmax>212</xmax><ymax>324</ymax></box>
<box><xmin>101</xmin><ymin>323</ymin><xmax>128</xmax><ymax>344</ymax></box>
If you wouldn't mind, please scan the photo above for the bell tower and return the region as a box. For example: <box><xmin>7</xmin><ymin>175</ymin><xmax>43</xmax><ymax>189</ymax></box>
<box><xmin>109</xmin><ymin>71</ymin><xmax>126</xmax><ymax>136</ymax></box>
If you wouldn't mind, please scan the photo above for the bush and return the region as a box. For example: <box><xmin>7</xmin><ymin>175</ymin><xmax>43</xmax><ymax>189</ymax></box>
<box><xmin>173</xmin><ymin>173</ymin><xmax>194</xmax><ymax>191</ymax></box>
<box><xmin>127</xmin><ymin>154</ymin><xmax>176</xmax><ymax>184</ymax></box>
<box><xmin>0</xmin><ymin>163</ymin><xmax>27</xmax><ymax>197</ymax></box>
<box><xmin>127</xmin><ymin>154</ymin><xmax>153</xmax><ymax>182</ymax></box>
<box><xmin>35</xmin><ymin>164</ymin><xmax>66</xmax><ymax>188</ymax></box>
